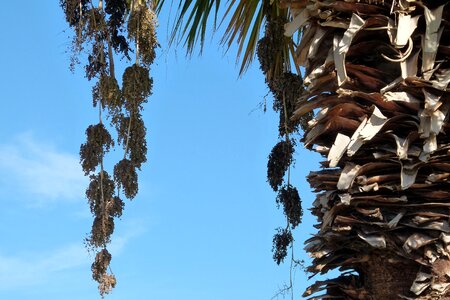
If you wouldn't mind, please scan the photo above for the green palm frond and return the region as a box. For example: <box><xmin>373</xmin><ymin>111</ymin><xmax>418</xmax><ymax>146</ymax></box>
<box><xmin>154</xmin><ymin>0</ymin><xmax>296</xmax><ymax>75</ymax></box>
<box><xmin>155</xmin><ymin>0</ymin><xmax>221</xmax><ymax>53</ymax></box>
<box><xmin>221</xmin><ymin>0</ymin><xmax>265</xmax><ymax>74</ymax></box>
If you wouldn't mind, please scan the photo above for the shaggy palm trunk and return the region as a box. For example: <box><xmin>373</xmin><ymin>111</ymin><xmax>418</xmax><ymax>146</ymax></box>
<box><xmin>285</xmin><ymin>0</ymin><xmax>450</xmax><ymax>298</ymax></box>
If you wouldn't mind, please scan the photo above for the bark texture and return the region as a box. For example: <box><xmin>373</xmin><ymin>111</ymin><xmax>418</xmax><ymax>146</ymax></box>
<box><xmin>362</xmin><ymin>254</ymin><xmax>420</xmax><ymax>299</ymax></box>
<box><xmin>285</xmin><ymin>0</ymin><xmax>450</xmax><ymax>298</ymax></box>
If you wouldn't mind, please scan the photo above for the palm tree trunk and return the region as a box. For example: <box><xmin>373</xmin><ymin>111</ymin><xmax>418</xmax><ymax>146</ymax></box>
<box><xmin>362</xmin><ymin>254</ymin><xmax>420</xmax><ymax>299</ymax></box>
<box><xmin>287</xmin><ymin>0</ymin><xmax>450</xmax><ymax>298</ymax></box>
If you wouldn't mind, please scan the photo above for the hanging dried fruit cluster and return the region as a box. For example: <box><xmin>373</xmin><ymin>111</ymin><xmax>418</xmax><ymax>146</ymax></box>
<box><xmin>273</xmin><ymin>227</ymin><xmax>294</xmax><ymax>265</ymax></box>
<box><xmin>267</xmin><ymin>140</ymin><xmax>294</xmax><ymax>191</ymax></box>
<box><xmin>256</xmin><ymin>3</ymin><xmax>305</xmax><ymax>267</ymax></box>
<box><xmin>276</xmin><ymin>184</ymin><xmax>303</xmax><ymax>229</ymax></box>
<box><xmin>60</xmin><ymin>0</ymin><xmax>157</xmax><ymax>296</ymax></box>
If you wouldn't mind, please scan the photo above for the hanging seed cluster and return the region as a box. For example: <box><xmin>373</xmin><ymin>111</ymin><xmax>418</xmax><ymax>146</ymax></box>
<box><xmin>91</xmin><ymin>249</ymin><xmax>116</xmax><ymax>298</ymax></box>
<box><xmin>256</xmin><ymin>16</ymin><xmax>285</xmax><ymax>76</ymax></box>
<box><xmin>116</xmin><ymin>114</ymin><xmax>147</xmax><ymax>168</ymax></box>
<box><xmin>114</xmin><ymin>159</ymin><xmax>138</xmax><ymax>199</ymax></box>
<box><xmin>86</xmin><ymin>171</ymin><xmax>115</xmax><ymax>214</ymax></box>
<box><xmin>270</xmin><ymin>72</ymin><xmax>312</xmax><ymax>134</ymax></box>
<box><xmin>92</xmin><ymin>248</ymin><xmax>112</xmax><ymax>281</ymax></box>
<box><xmin>128</xmin><ymin>3</ymin><xmax>158</xmax><ymax>66</ymax></box>
<box><xmin>61</xmin><ymin>0</ymin><xmax>158</xmax><ymax>296</ymax></box>
<box><xmin>80</xmin><ymin>124</ymin><xmax>114</xmax><ymax>175</ymax></box>
<box><xmin>122</xmin><ymin>64</ymin><xmax>153</xmax><ymax>112</ymax></box>
<box><xmin>93</xmin><ymin>75</ymin><xmax>122</xmax><ymax>111</ymax></box>
<box><xmin>108</xmin><ymin>196</ymin><xmax>124</xmax><ymax>218</ymax></box>
<box><xmin>257</xmin><ymin>4</ymin><xmax>306</xmax><ymax>273</ymax></box>
<box><xmin>60</xmin><ymin>0</ymin><xmax>90</xmax><ymax>27</ymax></box>
<box><xmin>267</xmin><ymin>139</ymin><xmax>300</xmax><ymax>264</ymax></box>
<box><xmin>272</xmin><ymin>227</ymin><xmax>293</xmax><ymax>265</ymax></box>
<box><xmin>256</xmin><ymin>14</ymin><xmax>312</xmax><ymax>136</ymax></box>
<box><xmin>105</xmin><ymin>0</ymin><xmax>130</xmax><ymax>57</ymax></box>
<box><xmin>267</xmin><ymin>140</ymin><xmax>294</xmax><ymax>191</ymax></box>
<box><xmin>276</xmin><ymin>184</ymin><xmax>303</xmax><ymax>229</ymax></box>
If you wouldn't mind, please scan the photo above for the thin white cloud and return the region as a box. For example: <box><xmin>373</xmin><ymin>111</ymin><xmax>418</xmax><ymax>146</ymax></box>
<box><xmin>0</xmin><ymin>133</ymin><xmax>87</xmax><ymax>204</ymax></box>
<box><xmin>0</xmin><ymin>244</ymin><xmax>89</xmax><ymax>289</ymax></box>
<box><xmin>0</xmin><ymin>221</ymin><xmax>146</xmax><ymax>290</ymax></box>
<box><xmin>109</xmin><ymin>219</ymin><xmax>148</xmax><ymax>255</ymax></box>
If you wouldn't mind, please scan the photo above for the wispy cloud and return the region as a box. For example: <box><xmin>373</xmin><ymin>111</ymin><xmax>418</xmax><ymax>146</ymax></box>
<box><xmin>0</xmin><ymin>133</ymin><xmax>87</xmax><ymax>204</ymax></box>
<box><xmin>109</xmin><ymin>219</ymin><xmax>148</xmax><ymax>255</ymax></box>
<box><xmin>0</xmin><ymin>243</ymin><xmax>89</xmax><ymax>289</ymax></box>
<box><xmin>0</xmin><ymin>221</ymin><xmax>146</xmax><ymax>290</ymax></box>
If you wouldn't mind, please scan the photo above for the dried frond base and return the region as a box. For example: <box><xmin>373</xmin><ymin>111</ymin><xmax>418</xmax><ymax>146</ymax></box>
<box><xmin>292</xmin><ymin>0</ymin><xmax>450</xmax><ymax>298</ymax></box>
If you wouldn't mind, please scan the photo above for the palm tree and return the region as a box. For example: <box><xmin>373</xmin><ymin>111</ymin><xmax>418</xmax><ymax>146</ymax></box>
<box><xmin>61</xmin><ymin>0</ymin><xmax>450</xmax><ymax>298</ymax></box>
<box><xmin>288</xmin><ymin>0</ymin><xmax>450</xmax><ymax>298</ymax></box>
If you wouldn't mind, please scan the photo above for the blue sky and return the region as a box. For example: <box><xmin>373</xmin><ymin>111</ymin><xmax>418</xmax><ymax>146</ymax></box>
<box><xmin>0</xmin><ymin>2</ymin><xmax>326</xmax><ymax>299</ymax></box>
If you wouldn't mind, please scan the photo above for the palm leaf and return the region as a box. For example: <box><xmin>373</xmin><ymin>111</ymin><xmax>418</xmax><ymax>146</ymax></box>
<box><xmin>155</xmin><ymin>0</ymin><xmax>221</xmax><ymax>53</ymax></box>
<box><xmin>221</xmin><ymin>0</ymin><xmax>265</xmax><ymax>74</ymax></box>
<box><xmin>154</xmin><ymin>0</ymin><xmax>300</xmax><ymax>75</ymax></box>
<box><xmin>155</xmin><ymin>0</ymin><xmax>278</xmax><ymax>74</ymax></box>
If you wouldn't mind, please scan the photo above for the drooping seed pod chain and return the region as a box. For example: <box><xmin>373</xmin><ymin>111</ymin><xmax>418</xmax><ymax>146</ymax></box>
<box><xmin>256</xmin><ymin>4</ymin><xmax>308</xmax><ymax>296</ymax></box>
<box><xmin>60</xmin><ymin>0</ymin><xmax>158</xmax><ymax>296</ymax></box>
